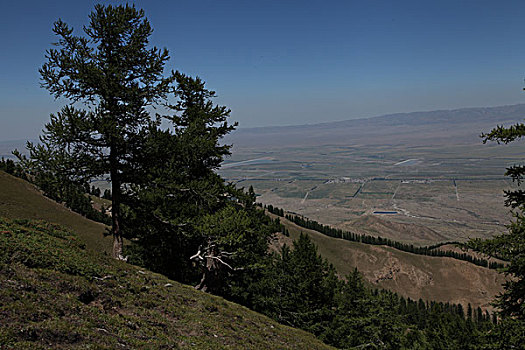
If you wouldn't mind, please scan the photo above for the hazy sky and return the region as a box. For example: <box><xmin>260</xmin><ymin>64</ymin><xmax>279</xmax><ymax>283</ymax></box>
<box><xmin>1</xmin><ymin>0</ymin><xmax>525</xmax><ymax>140</ymax></box>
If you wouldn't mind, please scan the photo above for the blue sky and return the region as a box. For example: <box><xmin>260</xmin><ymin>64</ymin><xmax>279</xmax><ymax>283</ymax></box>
<box><xmin>1</xmin><ymin>0</ymin><xmax>525</xmax><ymax>140</ymax></box>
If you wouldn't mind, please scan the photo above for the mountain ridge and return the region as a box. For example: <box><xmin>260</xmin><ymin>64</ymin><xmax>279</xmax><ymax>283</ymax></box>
<box><xmin>234</xmin><ymin>103</ymin><xmax>525</xmax><ymax>132</ymax></box>
<box><xmin>226</xmin><ymin>104</ymin><xmax>525</xmax><ymax>148</ymax></box>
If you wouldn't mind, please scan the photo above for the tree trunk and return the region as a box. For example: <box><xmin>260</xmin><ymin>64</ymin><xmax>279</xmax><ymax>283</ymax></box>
<box><xmin>195</xmin><ymin>249</ymin><xmax>220</xmax><ymax>292</ymax></box>
<box><xmin>110</xmin><ymin>151</ymin><xmax>124</xmax><ymax>260</ymax></box>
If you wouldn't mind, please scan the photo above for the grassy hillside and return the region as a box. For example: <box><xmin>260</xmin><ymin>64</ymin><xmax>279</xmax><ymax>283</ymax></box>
<box><xmin>0</xmin><ymin>170</ymin><xmax>505</xmax><ymax>311</ymax></box>
<box><xmin>270</xmin><ymin>212</ymin><xmax>505</xmax><ymax>310</ymax></box>
<box><xmin>0</xmin><ymin>218</ymin><xmax>332</xmax><ymax>349</ymax></box>
<box><xmin>0</xmin><ymin>171</ymin><xmax>112</xmax><ymax>254</ymax></box>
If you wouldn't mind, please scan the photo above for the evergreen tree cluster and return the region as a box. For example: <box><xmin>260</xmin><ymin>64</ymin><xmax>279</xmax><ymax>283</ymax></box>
<box><xmin>243</xmin><ymin>233</ymin><xmax>494</xmax><ymax>349</ymax></box>
<box><xmin>32</xmin><ymin>173</ymin><xmax>111</xmax><ymax>226</ymax></box>
<box><xmin>0</xmin><ymin>157</ymin><xmax>27</xmax><ymax>179</ymax></box>
<box><xmin>89</xmin><ymin>185</ymin><xmax>101</xmax><ymax>198</ymax></box>
<box><xmin>102</xmin><ymin>189</ymin><xmax>112</xmax><ymax>200</ymax></box>
<box><xmin>85</xmin><ymin>184</ymin><xmax>111</xmax><ymax>200</ymax></box>
<box><xmin>265</xmin><ymin>204</ymin><xmax>505</xmax><ymax>270</ymax></box>
<box><xmin>463</xmin><ymin>113</ymin><xmax>525</xmax><ymax>349</ymax></box>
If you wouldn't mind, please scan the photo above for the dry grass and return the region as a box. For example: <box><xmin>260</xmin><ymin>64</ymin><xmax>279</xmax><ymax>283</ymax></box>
<box><xmin>270</xmin><ymin>212</ymin><xmax>506</xmax><ymax>311</ymax></box>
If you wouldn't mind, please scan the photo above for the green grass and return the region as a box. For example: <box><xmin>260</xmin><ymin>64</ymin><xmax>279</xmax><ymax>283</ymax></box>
<box><xmin>0</xmin><ymin>217</ymin><xmax>333</xmax><ymax>349</ymax></box>
<box><xmin>0</xmin><ymin>171</ymin><xmax>112</xmax><ymax>254</ymax></box>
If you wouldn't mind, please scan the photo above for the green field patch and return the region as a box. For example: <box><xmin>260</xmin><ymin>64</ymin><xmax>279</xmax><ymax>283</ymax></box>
<box><xmin>358</xmin><ymin>193</ymin><xmax>394</xmax><ymax>199</ymax></box>
<box><xmin>394</xmin><ymin>182</ymin><xmax>455</xmax><ymax>201</ymax></box>
<box><xmin>363</xmin><ymin>180</ymin><xmax>399</xmax><ymax>193</ymax></box>
<box><xmin>307</xmin><ymin>183</ymin><xmax>361</xmax><ymax>200</ymax></box>
<box><xmin>273</xmin><ymin>180</ymin><xmax>321</xmax><ymax>199</ymax></box>
<box><xmin>234</xmin><ymin>180</ymin><xmax>279</xmax><ymax>192</ymax></box>
<box><xmin>360</xmin><ymin>192</ymin><xmax>394</xmax><ymax>195</ymax></box>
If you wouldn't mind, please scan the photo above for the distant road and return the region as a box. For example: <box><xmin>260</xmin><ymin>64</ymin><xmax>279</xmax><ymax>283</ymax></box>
<box><xmin>220</xmin><ymin>157</ymin><xmax>274</xmax><ymax>169</ymax></box>
<box><xmin>394</xmin><ymin>159</ymin><xmax>419</xmax><ymax>166</ymax></box>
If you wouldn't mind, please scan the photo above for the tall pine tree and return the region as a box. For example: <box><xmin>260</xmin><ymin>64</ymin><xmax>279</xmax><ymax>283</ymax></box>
<box><xmin>469</xmin><ymin>122</ymin><xmax>525</xmax><ymax>319</ymax></box>
<box><xmin>19</xmin><ymin>5</ymin><xmax>173</xmax><ymax>259</ymax></box>
<box><xmin>467</xmin><ymin>109</ymin><xmax>525</xmax><ymax>348</ymax></box>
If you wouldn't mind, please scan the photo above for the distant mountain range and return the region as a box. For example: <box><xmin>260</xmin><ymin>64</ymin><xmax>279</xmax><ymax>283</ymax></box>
<box><xmin>226</xmin><ymin>104</ymin><xmax>525</xmax><ymax>148</ymax></box>
<box><xmin>4</xmin><ymin>104</ymin><xmax>525</xmax><ymax>154</ymax></box>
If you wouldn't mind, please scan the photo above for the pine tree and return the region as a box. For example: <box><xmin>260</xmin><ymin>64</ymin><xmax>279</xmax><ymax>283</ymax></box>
<box><xmin>466</xmin><ymin>112</ymin><xmax>525</xmax><ymax>347</ymax></box>
<box><xmin>17</xmin><ymin>4</ymin><xmax>173</xmax><ymax>259</ymax></box>
<box><xmin>467</xmin><ymin>121</ymin><xmax>525</xmax><ymax>319</ymax></box>
<box><xmin>123</xmin><ymin>72</ymin><xmax>239</xmax><ymax>282</ymax></box>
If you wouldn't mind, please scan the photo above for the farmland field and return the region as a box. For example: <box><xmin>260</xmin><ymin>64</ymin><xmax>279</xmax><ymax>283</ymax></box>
<box><xmin>220</xmin><ymin>105</ymin><xmax>525</xmax><ymax>246</ymax></box>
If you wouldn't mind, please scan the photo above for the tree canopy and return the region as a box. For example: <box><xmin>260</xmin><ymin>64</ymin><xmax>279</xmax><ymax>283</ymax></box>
<box><xmin>21</xmin><ymin>4</ymin><xmax>275</xmax><ymax>296</ymax></box>
<box><xmin>20</xmin><ymin>4</ymin><xmax>173</xmax><ymax>259</ymax></box>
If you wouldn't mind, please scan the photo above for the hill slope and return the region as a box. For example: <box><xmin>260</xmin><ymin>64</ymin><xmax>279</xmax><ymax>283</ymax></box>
<box><xmin>270</xmin><ymin>212</ymin><xmax>505</xmax><ymax>310</ymax></box>
<box><xmin>0</xmin><ymin>218</ymin><xmax>332</xmax><ymax>349</ymax></box>
<box><xmin>0</xmin><ymin>170</ymin><xmax>505</xmax><ymax>312</ymax></box>
<box><xmin>0</xmin><ymin>171</ymin><xmax>111</xmax><ymax>254</ymax></box>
